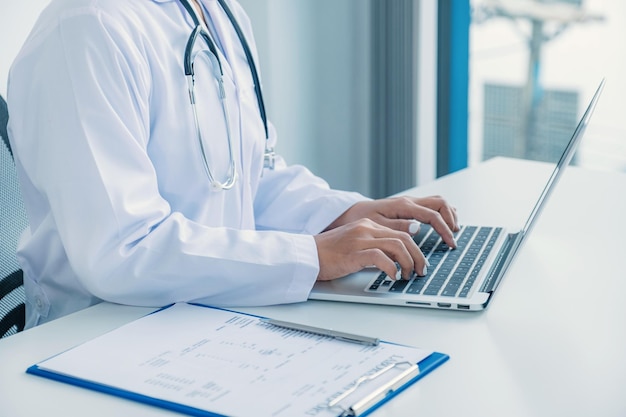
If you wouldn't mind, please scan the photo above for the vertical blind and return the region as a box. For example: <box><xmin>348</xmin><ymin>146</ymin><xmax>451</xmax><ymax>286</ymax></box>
<box><xmin>371</xmin><ymin>0</ymin><xmax>417</xmax><ymax>198</ymax></box>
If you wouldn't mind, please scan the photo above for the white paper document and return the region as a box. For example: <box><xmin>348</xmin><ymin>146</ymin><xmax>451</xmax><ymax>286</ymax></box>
<box><xmin>32</xmin><ymin>303</ymin><xmax>433</xmax><ymax>417</ymax></box>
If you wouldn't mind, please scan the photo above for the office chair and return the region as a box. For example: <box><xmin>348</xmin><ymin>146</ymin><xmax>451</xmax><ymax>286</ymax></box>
<box><xmin>0</xmin><ymin>94</ymin><xmax>28</xmax><ymax>338</ymax></box>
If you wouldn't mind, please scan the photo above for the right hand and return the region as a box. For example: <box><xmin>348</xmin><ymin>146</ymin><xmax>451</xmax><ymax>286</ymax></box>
<box><xmin>313</xmin><ymin>218</ymin><xmax>428</xmax><ymax>282</ymax></box>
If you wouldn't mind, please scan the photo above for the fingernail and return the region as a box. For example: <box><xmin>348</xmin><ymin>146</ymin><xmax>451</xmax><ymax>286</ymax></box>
<box><xmin>395</xmin><ymin>270</ymin><xmax>402</xmax><ymax>280</ymax></box>
<box><xmin>408</xmin><ymin>220</ymin><xmax>421</xmax><ymax>234</ymax></box>
<box><xmin>422</xmin><ymin>265</ymin><xmax>428</xmax><ymax>276</ymax></box>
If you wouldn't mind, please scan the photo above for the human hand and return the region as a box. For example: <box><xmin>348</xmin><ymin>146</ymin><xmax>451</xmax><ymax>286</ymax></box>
<box><xmin>325</xmin><ymin>196</ymin><xmax>459</xmax><ymax>248</ymax></box>
<box><xmin>313</xmin><ymin>218</ymin><xmax>428</xmax><ymax>282</ymax></box>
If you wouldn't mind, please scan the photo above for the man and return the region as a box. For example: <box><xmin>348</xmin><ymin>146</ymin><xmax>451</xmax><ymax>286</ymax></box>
<box><xmin>7</xmin><ymin>0</ymin><xmax>458</xmax><ymax>328</ymax></box>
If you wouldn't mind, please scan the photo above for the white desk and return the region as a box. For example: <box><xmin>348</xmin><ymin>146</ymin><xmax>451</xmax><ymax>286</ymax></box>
<box><xmin>2</xmin><ymin>157</ymin><xmax>625</xmax><ymax>417</ymax></box>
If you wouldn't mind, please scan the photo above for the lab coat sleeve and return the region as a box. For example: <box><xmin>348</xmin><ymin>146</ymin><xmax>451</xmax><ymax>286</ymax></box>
<box><xmin>8</xmin><ymin>7</ymin><xmax>319</xmax><ymax>310</ymax></box>
<box><xmin>254</xmin><ymin>151</ymin><xmax>370</xmax><ymax>234</ymax></box>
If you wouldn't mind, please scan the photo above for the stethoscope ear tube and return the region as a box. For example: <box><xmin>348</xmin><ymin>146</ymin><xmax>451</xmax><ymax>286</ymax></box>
<box><xmin>179</xmin><ymin>0</ymin><xmax>268</xmax><ymax>140</ymax></box>
<box><xmin>215</xmin><ymin>0</ymin><xmax>268</xmax><ymax>140</ymax></box>
<box><xmin>183</xmin><ymin>25</ymin><xmax>201</xmax><ymax>76</ymax></box>
<box><xmin>184</xmin><ymin>25</ymin><xmax>223</xmax><ymax>78</ymax></box>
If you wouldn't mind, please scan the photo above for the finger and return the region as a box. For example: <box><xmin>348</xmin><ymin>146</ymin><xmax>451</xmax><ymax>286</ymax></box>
<box><xmin>356</xmin><ymin>248</ymin><xmax>401</xmax><ymax>280</ymax></box>
<box><xmin>383</xmin><ymin>197</ymin><xmax>458</xmax><ymax>246</ymax></box>
<box><xmin>374</xmin><ymin>238</ymin><xmax>413</xmax><ymax>279</ymax></box>
<box><xmin>409</xmin><ymin>219</ymin><xmax>422</xmax><ymax>235</ymax></box>
<box><xmin>344</xmin><ymin>218</ymin><xmax>428</xmax><ymax>278</ymax></box>
<box><xmin>416</xmin><ymin>196</ymin><xmax>459</xmax><ymax>232</ymax></box>
<box><xmin>398</xmin><ymin>204</ymin><xmax>457</xmax><ymax>249</ymax></box>
<box><xmin>438</xmin><ymin>203</ymin><xmax>459</xmax><ymax>232</ymax></box>
<box><xmin>427</xmin><ymin>214</ymin><xmax>458</xmax><ymax>249</ymax></box>
<box><xmin>369</xmin><ymin>206</ymin><xmax>456</xmax><ymax>256</ymax></box>
<box><xmin>400</xmin><ymin>219</ymin><xmax>424</xmax><ymax>235</ymax></box>
<box><xmin>368</xmin><ymin>233</ymin><xmax>428</xmax><ymax>279</ymax></box>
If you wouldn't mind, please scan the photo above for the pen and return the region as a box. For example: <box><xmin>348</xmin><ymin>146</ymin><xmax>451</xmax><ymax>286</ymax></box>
<box><xmin>261</xmin><ymin>318</ymin><xmax>380</xmax><ymax>346</ymax></box>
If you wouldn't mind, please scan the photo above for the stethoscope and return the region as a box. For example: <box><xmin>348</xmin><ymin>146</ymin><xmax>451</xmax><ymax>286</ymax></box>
<box><xmin>180</xmin><ymin>0</ymin><xmax>275</xmax><ymax>191</ymax></box>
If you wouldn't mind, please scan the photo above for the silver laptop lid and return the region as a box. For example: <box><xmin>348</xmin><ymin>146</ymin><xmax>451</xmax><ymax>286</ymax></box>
<box><xmin>520</xmin><ymin>78</ymin><xmax>605</xmax><ymax>240</ymax></box>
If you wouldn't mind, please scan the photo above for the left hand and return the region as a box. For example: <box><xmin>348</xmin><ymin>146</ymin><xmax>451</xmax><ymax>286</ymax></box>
<box><xmin>325</xmin><ymin>196</ymin><xmax>460</xmax><ymax>248</ymax></box>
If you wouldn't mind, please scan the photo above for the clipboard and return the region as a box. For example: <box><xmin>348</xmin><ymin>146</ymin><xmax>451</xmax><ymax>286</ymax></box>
<box><xmin>327</xmin><ymin>353</ymin><xmax>448</xmax><ymax>417</ymax></box>
<box><xmin>27</xmin><ymin>303</ymin><xmax>449</xmax><ymax>417</ymax></box>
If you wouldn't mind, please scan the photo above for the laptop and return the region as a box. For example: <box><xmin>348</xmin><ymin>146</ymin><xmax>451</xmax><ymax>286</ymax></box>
<box><xmin>310</xmin><ymin>79</ymin><xmax>605</xmax><ymax>311</ymax></box>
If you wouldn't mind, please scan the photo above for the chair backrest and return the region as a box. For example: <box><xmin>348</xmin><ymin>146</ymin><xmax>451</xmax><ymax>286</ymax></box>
<box><xmin>0</xmin><ymin>94</ymin><xmax>28</xmax><ymax>338</ymax></box>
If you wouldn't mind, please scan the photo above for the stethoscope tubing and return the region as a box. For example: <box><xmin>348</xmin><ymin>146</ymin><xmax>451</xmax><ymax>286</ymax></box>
<box><xmin>180</xmin><ymin>0</ymin><xmax>268</xmax><ymax>139</ymax></box>
<box><xmin>179</xmin><ymin>0</ymin><xmax>274</xmax><ymax>189</ymax></box>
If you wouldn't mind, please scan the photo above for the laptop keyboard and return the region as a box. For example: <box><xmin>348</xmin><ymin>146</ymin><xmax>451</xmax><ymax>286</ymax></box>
<box><xmin>366</xmin><ymin>224</ymin><xmax>502</xmax><ymax>298</ymax></box>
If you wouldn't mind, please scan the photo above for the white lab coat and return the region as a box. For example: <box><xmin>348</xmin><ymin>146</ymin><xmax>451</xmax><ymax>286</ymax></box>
<box><xmin>7</xmin><ymin>0</ymin><xmax>367</xmax><ymax>328</ymax></box>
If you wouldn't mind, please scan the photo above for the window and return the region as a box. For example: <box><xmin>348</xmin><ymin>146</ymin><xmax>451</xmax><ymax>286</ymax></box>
<box><xmin>469</xmin><ymin>0</ymin><xmax>626</xmax><ymax>172</ymax></box>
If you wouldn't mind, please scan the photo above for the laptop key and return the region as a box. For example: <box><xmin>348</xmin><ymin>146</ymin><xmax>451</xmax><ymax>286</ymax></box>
<box><xmin>406</xmin><ymin>277</ymin><xmax>428</xmax><ymax>294</ymax></box>
<box><xmin>389</xmin><ymin>279</ymin><xmax>409</xmax><ymax>292</ymax></box>
<box><xmin>367</xmin><ymin>225</ymin><xmax>505</xmax><ymax>297</ymax></box>
<box><xmin>368</xmin><ymin>272</ymin><xmax>387</xmax><ymax>290</ymax></box>
<box><xmin>442</xmin><ymin>285</ymin><xmax>460</xmax><ymax>297</ymax></box>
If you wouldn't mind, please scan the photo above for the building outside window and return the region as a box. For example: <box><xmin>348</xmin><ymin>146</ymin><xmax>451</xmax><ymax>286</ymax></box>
<box><xmin>469</xmin><ymin>0</ymin><xmax>626</xmax><ymax>172</ymax></box>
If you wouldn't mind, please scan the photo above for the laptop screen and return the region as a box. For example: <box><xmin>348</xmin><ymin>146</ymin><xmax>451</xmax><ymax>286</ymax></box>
<box><xmin>519</xmin><ymin>79</ymin><xmax>605</xmax><ymax>238</ymax></box>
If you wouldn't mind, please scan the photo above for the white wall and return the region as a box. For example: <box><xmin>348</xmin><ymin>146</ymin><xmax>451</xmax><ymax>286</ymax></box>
<box><xmin>240</xmin><ymin>0</ymin><xmax>439</xmax><ymax>192</ymax></box>
<box><xmin>239</xmin><ymin>0</ymin><xmax>373</xmax><ymax>194</ymax></box>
